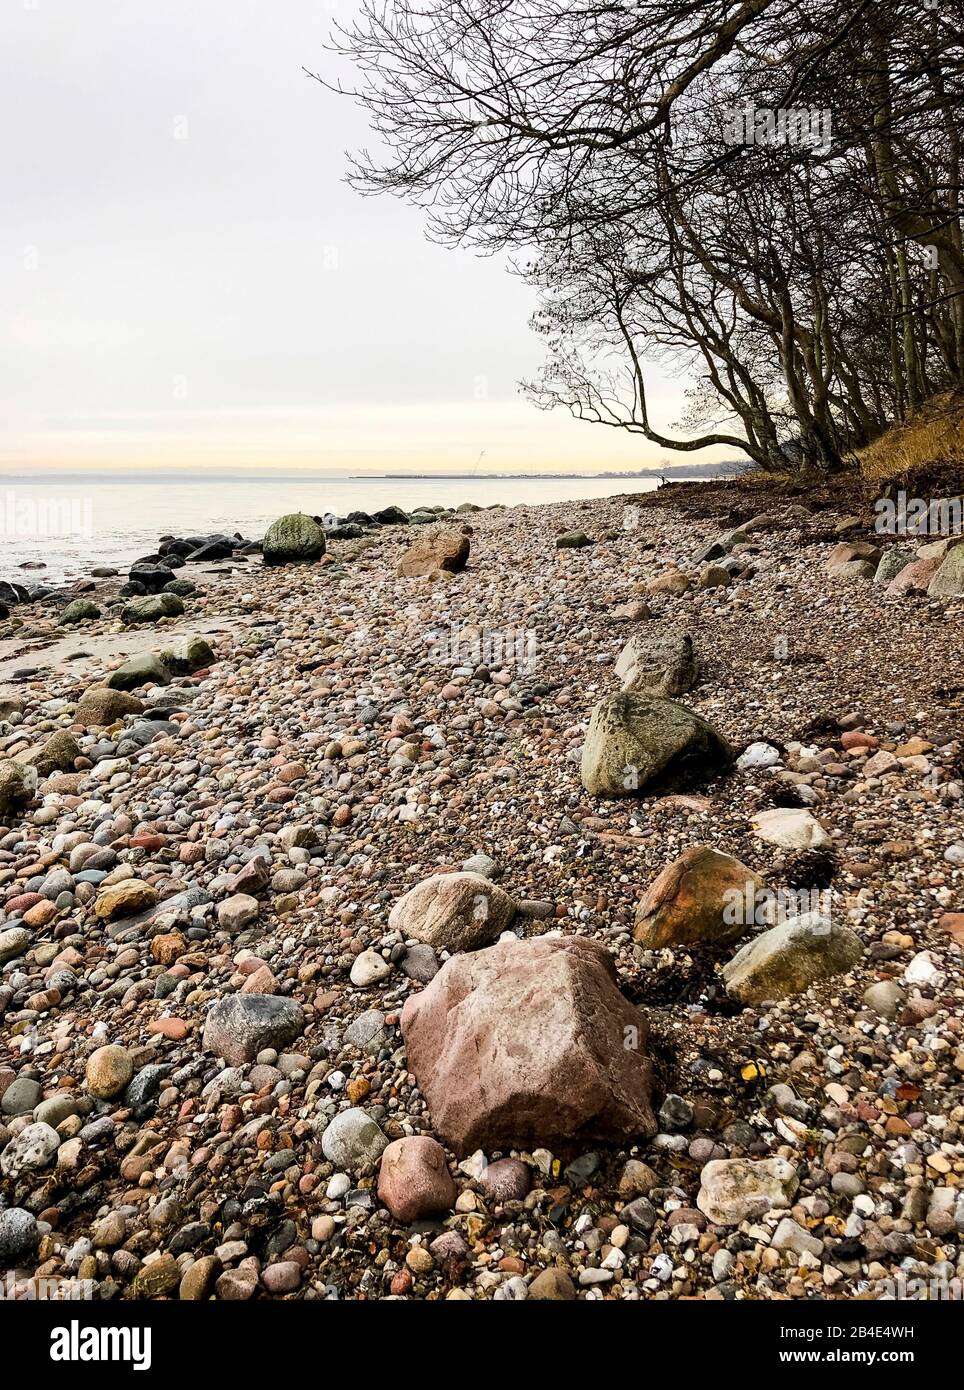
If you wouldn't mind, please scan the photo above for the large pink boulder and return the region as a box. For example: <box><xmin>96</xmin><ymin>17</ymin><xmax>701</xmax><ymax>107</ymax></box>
<box><xmin>400</xmin><ymin>936</ymin><xmax>656</xmax><ymax>1154</ymax></box>
<box><xmin>887</xmin><ymin>556</ymin><xmax>941</xmax><ymax>594</ymax></box>
<box><xmin>377</xmin><ymin>1136</ymin><xmax>456</xmax><ymax>1222</ymax></box>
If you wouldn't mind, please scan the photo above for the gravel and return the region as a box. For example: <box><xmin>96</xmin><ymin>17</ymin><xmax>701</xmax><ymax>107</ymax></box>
<box><xmin>0</xmin><ymin>489</ymin><xmax>961</xmax><ymax>1300</ymax></box>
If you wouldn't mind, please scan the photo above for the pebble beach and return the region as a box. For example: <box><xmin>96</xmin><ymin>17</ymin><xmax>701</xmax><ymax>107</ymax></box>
<box><xmin>1</xmin><ymin>482</ymin><xmax>963</xmax><ymax>1303</ymax></box>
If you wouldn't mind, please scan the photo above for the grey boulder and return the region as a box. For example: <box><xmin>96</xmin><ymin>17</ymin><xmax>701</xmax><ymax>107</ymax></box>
<box><xmin>614</xmin><ymin>631</ymin><xmax>696</xmax><ymax>697</ymax></box>
<box><xmin>581</xmin><ymin>693</ymin><xmax>733</xmax><ymax>797</ymax></box>
<box><xmin>262</xmin><ymin>513</ymin><xmax>327</xmax><ymax>565</ymax></box>
<box><xmin>722</xmin><ymin>912</ymin><xmax>862</xmax><ymax>1004</ymax></box>
<box><xmin>202</xmin><ymin>994</ymin><xmax>304</xmax><ymax>1065</ymax></box>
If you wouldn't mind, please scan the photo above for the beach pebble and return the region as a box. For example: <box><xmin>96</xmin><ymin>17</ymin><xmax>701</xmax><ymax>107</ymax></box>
<box><xmin>0</xmin><ymin>1208</ymin><xmax>39</xmax><ymax>1265</ymax></box>
<box><xmin>377</xmin><ymin>1136</ymin><xmax>456</xmax><ymax>1221</ymax></box>
<box><xmin>217</xmin><ymin>894</ymin><xmax>260</xmax><ymax>931</ymax></box>
<box><xmin>202</xmin><ymin>995</ymin><xmax>304</xmax><ymax>1065</ymax></box>
<box><xmin>697</xmin><ymin>1158</ymin><xmax>798</xmax><ymax>1225</ymax></box>
<box><xmin>0</xmin><ymin>1122</ymin><xmax>60</xmax><ymax>1179</ymax></box>
<box><xmin>736</xmin><ymin>741</ymin><xmax>781</xmax><ymax>770</ymax></box>
<box><xmin>320</xmin><ymin>1108</ymin><xmax>388</xmax><ymax>1170</ymax></box>
<box><xmin>349</xmin><ymin>950</ymin><xmax>392</xmax><ymax>987</ymax></box>
<box><xmin>85</xmin><ymin>1045</ymin><xmax>134</xmax><ymax>1099</ymax></box>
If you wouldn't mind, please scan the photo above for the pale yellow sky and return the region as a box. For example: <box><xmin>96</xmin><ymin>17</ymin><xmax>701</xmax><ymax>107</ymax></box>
<box><xmin>0</xmin><ymin>400</ymin><xmax>735</xmax><ymax>475</ymax></box>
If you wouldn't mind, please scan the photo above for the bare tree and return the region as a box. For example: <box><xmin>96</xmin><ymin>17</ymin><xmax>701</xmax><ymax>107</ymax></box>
<box><xmin>318</xmin><ymin>0</ymin><xmax>964</xmax><ymax>476</ymax></box>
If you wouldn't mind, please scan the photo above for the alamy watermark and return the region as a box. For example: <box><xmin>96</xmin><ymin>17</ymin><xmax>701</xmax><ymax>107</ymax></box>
<box><xmin>429</xmin><ymin>620</ymin><xmax>537</xmax><ymax>673</ymax></box>
<box><xmin>0</xmin><ymin>1272</ymin><xmax>95</xmax><ymax>1301</ymax></box>
<box><xmin>50</xmin><ymin>1319</ymin><xmax>151</xmax><ymax>1370</ymax></box>
<box><xmin>0</xmin><ymin>490</ymin><xmax>93</xmax><ymax>541</ymax></box>
<box><xmin>874</xmin><ymin>491</ymin><xmax>963</xmax><ymax>536</ymax></box>
<box><xmin>872</xmin><ymin>1272</ymin><xmax>963</xmax><ymax>1300</ymax></box>
<box><xmin>723</xmin><ymin>102</ymin><xmax>832</xmax><ymax>157</ymax></box>
<box><xmin>722</xmin><ymin>881</ymin><xmax>834</xmax><ymax>927</ymax></box>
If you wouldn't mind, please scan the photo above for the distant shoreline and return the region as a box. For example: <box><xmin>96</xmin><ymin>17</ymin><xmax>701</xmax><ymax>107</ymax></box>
<box><xmin>354</xmin><ymin>464</ymin><xmax>750</xmax><ymax>481</ymax></box>
<box><xmin>0</xmin><ymin>463</ymin><xmax>749</xmax><ymax>484</ymax></box>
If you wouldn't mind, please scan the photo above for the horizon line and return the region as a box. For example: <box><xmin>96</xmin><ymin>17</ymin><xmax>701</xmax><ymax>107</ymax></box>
<box><xmin>0</xmin><ymin>463</ymin><xmax>748</xmax><ymax>483</ymax></box>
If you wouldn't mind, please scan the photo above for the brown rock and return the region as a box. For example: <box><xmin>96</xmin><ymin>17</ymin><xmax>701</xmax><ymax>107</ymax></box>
<box><xmin>239</xmin><ymin>964</ymin><xmax>278</xmax><ymax>995</ymax></box>
<box><xmin>612</xmin><ymin>598</ymin><xmax>653</xmax><ymax>621</ymax></box>
<box><xmin>147</xmin><ymin>1018</ymin><xmax>189</xmax><ymax>1041</ymax></box>
<box><xmin>479</xmin><ymin>1157</ymin><xmax>531</xmax><ymax>1203</ymax></box>
<box><xmin>179</xmin><ymin>1255</ymin><xmax>220</xmax><ymax>1301</ymax></box>
<box><xmin>129</xmin><ymin>832</ymin><xmax>166</xmax><ymax>851</ymax></box>
<box><xmin>25</xmin><ymin>988</ymin><xmax>60</xmax><ymax>1012</ymax></box>
<box><xmin>618</xmin><ymin>1159</ymin><xmax>659</xmax><ymax>1196</ymax></box>
<box><xmin>215</xmin><ymin>1270</ymin><xmax>257</xmax><ymax>1300</ymax></box>
<box><xmin>400</xmin><ymin>936</ymin><xmax>656</xmax><ymax>1154</ymax></box>
<box><xmin>228</xmin><ymin>857</ymin><xmax>271</xmax><ymax>897</ymax></box>
<box><xmin>5</xmin><ymin>893</ymin><xmax>42</xmax><ymax>916</ymax></box>
<box><xmin>24</xmin><ymin>900</ymin><xmax>58</xmax><ymax>928</ymax></box>
<box><xmin>826</xmin><ymin>541</ymin><xmax>880</xmax><ymax>573</ymax></box>
<box><xmin>405</xmin><ymin>1246</ymin><xmax>434</xmax><ymax>1274</ymax></box>
<box><xmin>841</xmin><ymin>731</ymin><xmax>878</xmax><ymax>750</ymax></box>
<box><xmin>634</xmin><ymin>845</ymin><xmax>763</xmax><ymax>948</ymax></box>
<box><xmin>131</xmin><ymin>1253</ymin><xmax>180</xmax><ymax>1298</ymax></box>
<box><xmin>698</xmin><ymin>564</ymin><xmax>732</xmax><ymax>589</ymax></box>
<box><xmin>85</xmin><ymin>1045</ymin><xmax>134</xmax><ymax>1099</ymax></box>
<box><xmin>864</xmin><ymin>749</ymin><xmax>900</xmax><ymax>777</ymax></box>
<box><xmin>119</xmin><ymin>1135</ymin><xmax>166</xmax><ymax>1181</ymax></box>
<box><xmin>397</xmin><ymin>530</ymin><xmax>470</xmax><ymax>578</ymax></box>
<box><xmin>528</xmin><ymin>1267</ymin><xmax>577</xmax><ymax>1300</ymax></box>
<box><xmin>646</xmin><ymin>567</ymin><xmax>692</xmax><ymax>595</ymax></box>
<box><xmin>151</xmin><ymin>932</ymin><xmax>187</xmax><ymax>966</ymax></box>
<box><xmin>74</xmin><ymin>686</ymin><xmax>143</xmax><ymax>728</ymax></box>
<box><xmin>938</xmin><ymin>913</ymin><xmax>964</xmax><ymax>946</ymax></box>
<box><xmin>95</xmin><ymin>879</ymin><xmax>158</xmax><ymax>921</ymax></box>
<box><xmin>377</xmin><ymin>1136</ymin><xmax>456</xmax><ymax>1222</ymax></box>
<box><xmin>217</xmin><ymin>893</ymin><xmax>260</xmax><ymax>931</ymax></box>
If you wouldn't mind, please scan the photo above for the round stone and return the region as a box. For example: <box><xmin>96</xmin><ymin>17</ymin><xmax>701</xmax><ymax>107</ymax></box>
<box><xmin>349</xmin><ymin>949</ymin><xmax>391</xmax><ymax>987</ymax></box>
<box><xmin>0</xmin><ymin>1122</ymin><xmax>60</xmax><ymax>1179</ymax></box>
<box><xmin>480</xmin><ymin>1157</ymin><xmax>531</xmax><ymax>1203</ymax></box>
<box><xmin>320</xmin><ymin>1108</ymin><xmax>388</xmax><ymax>1171</ymax></box>
<box><xmin>0</xmin><ymin>927</ymin><xmax>30</xmax><ymax>965</ymax></box>
<box><xmin>85</xmin><ymin>1045</ymin><xmax>134</xmax><ymax>1099</ymax></box>
<box><xmin>0</xmin><ymin>1207</ymin><xmax>39</xmax><ymax>1265</ymax></box>
<box><xmin>1</xmin><ymin>1076</ymin><xmax>41</xmax><ymax>1117</ymax></box>
<box><xmin>377</xmin><ymin>1136</ymin><xmax>456</xmax><ymax>1222</ymax></box>
<box><xmin>863</xmin><ymin>981</ymin><xmax>904</xmax><ymax>1019</ymax></box>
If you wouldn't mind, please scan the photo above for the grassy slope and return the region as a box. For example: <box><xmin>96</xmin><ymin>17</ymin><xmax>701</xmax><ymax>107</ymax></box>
<box><xmin>857</xmin><ymin>392</ymin><xmax>964</xmax><ymax>486</ymax></box>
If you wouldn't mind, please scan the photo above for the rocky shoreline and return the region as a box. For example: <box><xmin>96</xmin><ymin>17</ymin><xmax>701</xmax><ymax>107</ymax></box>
<box><xmin>0</xmin><ymin>484</ymin><xmax>963</xmax><ymax>1302</ymax></box>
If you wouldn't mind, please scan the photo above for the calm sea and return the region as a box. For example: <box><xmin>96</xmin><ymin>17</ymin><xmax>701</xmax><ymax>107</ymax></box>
<box><xmin>0</xmin><ymin>472</ymin><xmax>666</xmax><ymax>585</ymax></box>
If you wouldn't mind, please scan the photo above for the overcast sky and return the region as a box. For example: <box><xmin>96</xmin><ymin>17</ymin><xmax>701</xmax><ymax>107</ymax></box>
<box><xmin>1</xmin><ymin>0</ymin><xmax>732</xmax><ymax>475</ymax></box>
